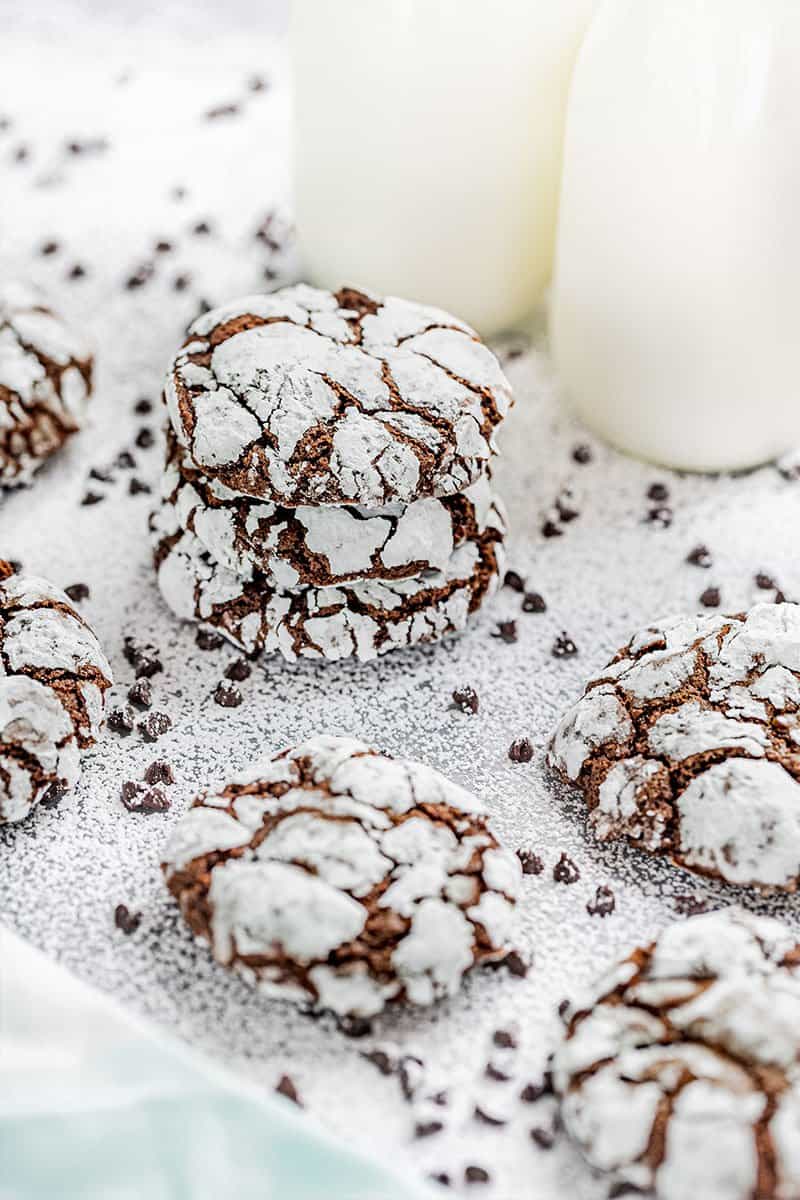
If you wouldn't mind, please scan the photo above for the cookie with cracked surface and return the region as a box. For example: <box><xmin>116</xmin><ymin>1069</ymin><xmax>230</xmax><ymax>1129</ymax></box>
<box><xmin>553</xmin><ymin>906</ymin><xmax>800</xmax><ymax>1200</ymax></box>
<box><xmin>162</xmin><ymin>424</ymin><xmax>499</xmax><ymax>588</ymax></box>
<box><xmin>0</xmin><ymin>675</ymin><xmax>80</xmax><ymax>823</ymax></box>
<box><xmin>150</xmin><ymin>494</ymin><xmax>505</xmax><ymax>662</ymax></box>
<box><xmin>0</xmin><ymin>281</ymin><xmax>93</xmax><ymax>486</ymax></box>
<box><xmin>163</xmin><ymin>283</ymin><xmax>512</xmax><ymax>506</ymax></box>
<box><xmin>548</xmin><ymin>604</ymin><xmax>800</xmax><ymax>890</ymax></box>
<box><xmin>162</xmin><ymin>735</ymin><xmax>521</xmax><ymax>1017</ymax></box>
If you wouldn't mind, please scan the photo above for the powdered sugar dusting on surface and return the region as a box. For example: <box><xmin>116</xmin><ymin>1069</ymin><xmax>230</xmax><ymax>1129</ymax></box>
<box><xmin>3</xmin><ymin>6</ymin><xmax>800</xmax><ymax>1198</ymax></box>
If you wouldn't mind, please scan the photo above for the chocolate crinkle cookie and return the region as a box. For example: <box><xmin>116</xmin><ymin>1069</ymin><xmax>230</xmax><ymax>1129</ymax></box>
<box><xmin>554</xmin><ymin>907</ymin><xmax>800</xmax><ymax>1200</ymax></box>
<box><xmin>161</xmin><ymin>735</ymin><xmax>521</xmax><ymax>1017</ymax></box>
<box><xmin>0</xmin><ymin>560</ymin><xmax>112</xmax><ymax>823</ymax></box>
<box><xmin>548</xmin><ymin>604</ymin><xmax>800</xmax><ymax>890</ymax></box>
<box><xmin>0</xmin><ymin>281</ymin><xmax>93</xmax><ymax>486</ymax></box>
<box><xmin>163</xmin><ymin>283</ymin><xmax>512</xmax><ymax>507</ymax></box>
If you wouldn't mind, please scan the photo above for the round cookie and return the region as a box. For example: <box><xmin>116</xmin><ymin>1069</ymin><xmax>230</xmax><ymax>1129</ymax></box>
<box><xmin>553</xmin><ymin>906</ymin><xmax>800</xmax><ymax>1200</ymax></box>
<box><xmin>548</xmin><ymin>604</ymin><xmax>800</xmax><ymax>890</ymax></box>
<box><xmin>162</xmin><ymin>425</ymin><xmax>500</xmax><ymax>588</ymax></box>
<box><xmin>162</xmin><ymin>735</ymin><xmax>520</xmax><ymax>1017</ymax></box>
<box><xmin>0</xmin><ymin>675</ymin><xmax>80</xmax><ymax>824</ymax></box>
<box><xmin>0</xmin><ymin>281</ymin><xmax>93</xmax><ymax>486</ymax></box>
<box><xmin>163</xmin><ymin>283</ymin><xmax>512</xmax><ymax>507</ymax></box>
<box><xmin>150</xmin><ymin>494</ymin><xmax>505</xmax><ymax>662</ymax></box>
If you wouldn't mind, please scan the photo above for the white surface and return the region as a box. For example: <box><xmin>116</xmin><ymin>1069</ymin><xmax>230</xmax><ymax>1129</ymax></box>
<box><xmin>2</xmin><ymin>6</ymin><xmax>800</xmax><ymax>1199</ymax></box>
<box><xmin>551</xmin><ymin>0</ymin><xmax>800</xmax><ymax>470</ymax></box>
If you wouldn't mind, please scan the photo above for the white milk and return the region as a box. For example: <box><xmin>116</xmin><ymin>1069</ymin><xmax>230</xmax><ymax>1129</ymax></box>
<box><xmin>551</xmin><ymin>0</ymin><xmax>800</xmax><ymax>472</ymax></box>
<box><xmin>291</xmin><ymin>0</ymin><xmax>595</xmax><ymax>336</ymax></box>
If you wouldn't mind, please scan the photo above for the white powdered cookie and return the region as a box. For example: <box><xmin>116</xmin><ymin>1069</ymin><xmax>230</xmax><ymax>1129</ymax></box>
<box><xmin>162</xmin><ymin>426</ymin><xmax>497</xmax><ymax>588</ymax></box>
<box><xmin>0</xmin><ymin>675</ymin><xmax>80</xmax><ymax>823</ymax></box>
<box><xmin>163</xmin><ymin>284</ymin><xmax>512</xmax><ymax>507</ymax></box>
<box><xmin>548</xmin><ymin>604</ymin><xmax>800</xmax><ymax>890</ymax></box>
<box><xmin>150</xmin><ymin>494</ymin><xmax>505</xmax><ymax>662</ymax></box>
<box><xmin>554</xmin><ymin>907</ymin><xmax>800</xmax><ymax>1200</ymax></box>
<box><xmin>0</xmin><ymin>281</ymin><xmax>93</xmax><ymax>486</ymax></box>
<box><xmin>162</xmin><ymin>735</ymin><xmax>520</xmax><ymax>1017</ymax></box>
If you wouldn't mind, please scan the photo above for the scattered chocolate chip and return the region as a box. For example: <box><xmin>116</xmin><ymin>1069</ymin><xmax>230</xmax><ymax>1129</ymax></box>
<box><xmin>553</xmin><ymin>852</ymin><xmax>580</xmax><ymax>884</ymax></box>
<box><xmin>154</xmin><ymin>239</ymin><xmax>172</xmax><ymax>254</ymax></box>
<box><xmin>138</xmin><ymin>711</ymin><xmax>172</xmax><ymax>742</ymax></box>
<box><xmin>492</xmin><ymin>619</ymin><xmax>517</xmax><ymax>644</ymax></box>
<box><xmin>205</xmin><ymin>102</ymin><xmax>240</xmax><ymax>119</ymax></box>
<box><xmin>552</xmin><ymin>633</ymin><xmax>577</xmax><ymax>658</ymax></box>
<box><xmin>248</xmin><ymin>75</ymin><xmax>269</xmax><ymax>93</ymax></box>
<box><xmin>214</xmin><ymin>681</ymin><xmax>243</xmax><ymax>708</ymax></box>
<box><xmin>64</xmin><ymin>582</ymin><xmax>89</xmax><ymax>602</ymax></box>
<box><xmin>121</xmin><ymin>781</ymin><xmax>170</xmax><ymax>814</ymax></box>
<box><xmin>508</xmin><ymin>738</ymin><xmax>533</xmax><ymax>764</ymax></box>
<box><xmin>275</xmin><ymin>1074</ymin><xmax>302</xmax><ymax>1106</ymax></box>
<box><xmin>67</xmin><ymin>262</ymin><xmax>87</xmax><ymax>280</ymax></box>
<box><xmin>700</xmin><ymin>586</ymin><xmax>721</xmax><ymax>608</ymax></box>
<box><xmin>647</xmin><ymin>482</ymin><xmax>669</xmax><ymax>502</ymax></box>
<box><xmin>89</xmin><ymin>466</ymin><xmax>114</xmax><ymax>483</ymax></box>
<box><xmin>493</xmin><ymin>1029</ymin><xmax>517</xmax><ymax>1050</ymax></box>
<box><xmin>647</xmin><ymin>505</ymin><xmax>673</xmax><ymax>528</ymax></box>
<box><xmin>673</xmin><ymin>893</ymin><xmax>712</xmax><ymax>918</ymax></box>
<box><xmin>541</xmin><ymin>519</ymin><xmax>563</xmax><ymax>539</ymax></box>
<box><xmin>80</xmin><ymin>490</ymin><xmax>103</xmax><ymax>506</ymax></box>
<box><xmin>192</xmin><ymin>219</ymin><xmax>212</xmax><ymax>236</ymax></box>
<box><xmin>558</xmin><ymin>998</ymin><xmax>571</xmax><ymax>1020</ymax></box>
<box><xmin>116</xmin><ymin>450</ymin><xmax>136</xmax><ymax>470</ymax></box>
<box><xmin>40</xmin><ymin>239</ymin><xmax>60</xmax><ymax>256</ymax></box>
<box><xmin>587</xmin><ymin>885</ymin><xmax>616</xmax><ymax>918</ymax></box>
<box><xmin>13</xmin><ymin>144</ymin><xmax>30</xmax><ymax>163</ymax></box>
<box><xmin>572</xmin><ymin>443</ymin><xmax>592</xmax><ymax>464</ymax></box>
<box><xmin>474</xmin><ymin>1106</ymin><xmax>505</xmax><ymax>1128</ymax></box>
<box><xmin>499</xmin><ymin>949</ymin><xmax>528</xmax><ymax>978</ymax></box>
<box><xmin>196</xmin><ymin>628</ymin><xmax>224</xmax><ymax>651</ymax></box>
<box><xmin>0</xmin><ymin>117</ymin><xmax>11</xmax><ymax>133</ymax></box>
<box><xmin>530</xmin><ymin>1127</ymin><xmax>555</xmax><ymax>1150</ymax></box>
<box><xmin>129</xmin><ymin>476</ymin><xmax>151</xmax><ymax>495</ymax></box>
<box><xmin>144</xmin><ymin>760</ymin><xmax>175</xmax><ymax>786</ymax></box>
<box><xmin>464</xmin><ymin>1166</ymin><xmax>490</xmax><ymax>1186</ymax></box>
<box><xmin>429</xmin><ymin>1174</ymin><xmax>451</xmax><ymax>1188</ymax></box>
<box><xmin>173</xmin><ymin>273</ymin><xmax>191</xmax><ymax>292</ymax></box>
<box><xmin>124</xmin><ymin>637</ymin><xmax>163</xmax><ymax>678</ymax></box>
<box><xmin>338</xmin><ymin>1015</ymin><xmax>372</xmax><ymax>1038</ymax></box>
<box><xmin>114</xmin><ymin>904</ymin><xmax>141</xmax><ymax>934</ymax></box>
<box><xmin>517</xmin><ymin>849</ymin><xmax>544</xmax><ymax>875</ymax></box>
<box><xmin>107</xmin><ymin>705</ymin><xmax>135</xmax><ymax>735</ymax></box>
<box><xmin>135</xmin><ymin>427</ymin><xmax>154</xmax><ymax>449</ymax></box>
<box><xmin>171</xmin><ymin>185</ymin><xmax>187</xmax><ymax>202</ymax></box>
<box><xmin>520</xmin><ymin>1076</ymin><xmax>553</xmax><ymax>1104</ymax></box>
<box><xmin>415</xmin><ymin>1120</ymin><xmax>444</xmax><ymax>1139</ymax></box>
<box><xmin>485</xmin><ymin>1062</ymin><xmax>511</xmax><ymax>1082</ymax></box>
<box><xmin>451</xmin><ymin>686</ymin><xmax>479</xmax><ymax>714</ymax></box>
<box><xmin>686</xmin><ymin>543</ymin><xmax>712</xmax><ymax>568</ymax></box>
<box><xmin>522</xmin><ymin>591</ymin><xmax>546</xmax><ymax>614</ymax></box>
<box><xmin>755</xmin><ymin>572</ymin><xmax>776</xmax><ymax>590</ymax></box>
<box><xmin>224</xmin><ymin>657</ymin><xmax>251</xmax><ymax>682</ymax></box>
<box><xmin>41</xmin><ymin>780</ymin><xmax>67</xmax><ymax>809</ymax></box>
<box><xmin>503</xmin><ymin>569</ymin><xmax>525</xmax><ymax>593</ymax></box>
<box><xmin>133</xmin><ymin>397</ymin><xmax>153</xmax><ymax>415</ymax></box>
<box><xmin>360</xmin><ymin>1048</ymin><xmax>395</xmax><ymax>1076</ymax></box>
<box><xmin>127</xmin><ymin>678</ymin><xmax>153</xmax><ymax>709</ymax></box>
<box><xmin>125</xmin><ymin>261</ymin><xmax>154</xmax><ymax>290</ymax></box>
<box><xmin>556</xmin><ymin>498</ymin><xmax>579</xmax><ymax>523</ymax></box>
<box><xmin>398</xmin><ymin>1055</ymin><xmax>425</xmax><ymax>1101</ymax></box>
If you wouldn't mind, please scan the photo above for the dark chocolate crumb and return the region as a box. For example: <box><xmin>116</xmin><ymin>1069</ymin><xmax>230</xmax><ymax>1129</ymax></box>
<box><xmin>522</xmin><ymin>591</ymin><xmax>546</xmax><ymax>614</ymax></box>
<box><xmin>64</xmin><ymin>582</ymin><xmax>90</xmax><ymax>602</ymax></box>
<box><xmin>556</xmin><ymin>498</ymin><xmax>579</xmax><ymax>524</ymax></box>
<box><xmin>552</xmin><ymin>633</ymin><xmax>577</xmax><ymax>658</ymax></box>
<box><xmin>138</xmin><ymin>711</ymin><xmax>172</xmax><ymax>742</ymax></box>
<box><xmin>647</xmin><ymin>482</ymin><xmax>669</xmax><ymax>502</ymax></box>
<box><xmin>107</xmin><ymin>705</ymin><xmax>135</xmax><ymax>735</ymax></box>
<box><xmin>89</xmin><ymin>466</ymin><xmax>114</xmax><ymax>483</ymax></box>
<box><xmin>173</xmin><ymin>273</ymin><xmax>191</xmax><ymax>292</ymax></box>
<box><xmin>129</xmin><ymin>477</ymin><xmax>151</xmax><ymax>495</ymax></box>
<box><xmin>647</xmin><ymin>505</ymin><xmax>673</xmax><ymax>528</ymax></box>
<box><xmin>40</xmin><ymin>239</ymin><xmax>60</xmax><ymax>256</ymax></box>
<box><xmin>415</xmin><ymin>1121</ymin><xmax>444</xmax><ymax>1139</ymax></box>
<box><xmin>485</xmin><ymin>1062</ymin><xmax>511</xmax><ymax>1082</ymax></box>
<box><xmin>553</xmin><ymin>853</ymin><xmax>580</xmax><ymax>884</ymax></box>
<box><xmin>134</xmin><ymin>397</ymin><xmax>153</xmax><ymax>415</ymax></box>
<box><xmin>337</xmin><ymin>1015</ymin><xmax>372</xmax><ymax>1038</ymax></box>
<box><xmin>124</xmin><ymin>637</ymin><xmax>163</xmax><ymax>678</ymax></box>
<box><xmin>686</xmin><ymin>544</ymin><xmax>712</xmax><ymax>568</ymax></box>
<box><xmin>474</xmin><ymin>1107</ymin><xmax>506</xmax><ymax>1128</ymax></box>
<box><xmin>700</xmin><ymin>586</ymin><xmax>721</xmax><ymax>608</ymax></box>
<box><xmin>114</xmin><ymin>904</ymin><xmax>141</xmax><ymax>935</ymax></box>
<box><xmin>121</xmin><ymin>781</ymin><xmax>170</xmax><ymax>814</ymax></box>
<box><xmin>493</xmin><ymin>1029</ymin><xmax>517</xmax><ymax>1050</ymax></box>
<box><xmin>451</xmin><ymin>686</ymin><xmax>479</xmax><ymax>715</ymax></box>
<box><xmin>508</xmin><ymin>738</ymin><xmax>533</xmax><ymax>764</ymax></box>
<box><xmin>214</xmin><ymin>682</ymin><xmax>243</xmax><ymax>708</ymax></box>
<box><xmin>464</xmin><ymin>1167</ymin><xmax>490</xmax><ymax>1186</ymax></box>
<box><xmin>398</xmin><ymin>1055</ymin><xmax>425</xmax><ymax>1101</ymax></box>
<box><xmin>144</xmin><ymin>760</ymin><xmax>175</xmax><ymax>787</ymax></box>
<box><xmin>125</xmin><ymin>262</ymin><xmax>155</xmax><ymax>290</ymax></box>
<box><xmin>673</xmin><ymin>893</ymin><xmax>712</xmax><ymax>918</ymax></box>
<box><xmin>530</xmin><ymin>1127</ymin><xmax>555</xmax><ymax>1150</ymax></box>
<box><xmin>360</xmin><ymin>1048</ymin><xmax>395</xmax><ymax>1077</ymax></box>
<box><xmin>587</xmin><ymin>885</ymin><xmax>616</xmax><ymax>918</ymax></box>
<box><xmin>572</xmin><ymin>443</ymin><xmax>592</xmax><ymax>464</ymax></box>
<box><xmin>492</xmin><ymin>619</ymin><xmax>517</xmax><ymax>644</ymax></box>
<box><xmin>41</xmin><ymin>780</ymin><xmax>67</xmax><ymax>809</ymax></box>
<box><xmin>196</xmin><ymin>628</ymin><xmax>225</xmax><ymax>651</ymax></box>
<box><xmin>520</xmin><ymin>1075</ymin><xmax>553</xmax><ymax>1103</ymax></box>
<box><xmin>541</xmin><ymin>519</ymin><xmax>563</xmax><ymax>539</ymax></box>
<box><xmin>429</xmin><ymin>1173</ymin><xmax>451</xmax><ymax>1188</ymax></box>
<box><xmin>135</xmin><ymin>427</ymin><xmax>154</xmax><ymax>449</ymax></box>
<box><xmin>517</xmin><ymin>850</ymin><xmax>544</xmax><ymax>876</ymax></box>
<box><xmin>225</xmin><ymin>657</ymin><xmax>251</xmax><ymax>682</ymax></box>
<box><xmin>499</xmin><ymin>950</ymin><xmax>528</xmax><ymax>978</ymax></box>
<box><xmin>275</xmin><ymin>1074</ymin><xmax>302</xmax><ymax>1106</ymax></box>
<box><xmin>80</xmin><ymin>490</ymin><xmax>104</xmax><ymax>506</ymax></box>
<box><xmin>116</xmin><ymin>450</ymin><xmax>136</xmax><ymax>470</ymax></box>
<box><xmin>503</xmin><ymin>569</ymin><xmax>525</xmax><ymax>593</ymax></box>
<box><xmin>192</xmin><ymin>220</ymin><xmax>212</xmax><ymax>236</ymax></box>
<box><xmin>755</xmin><ymin>572</ymin><xmax>776</xmax><ymax>590</ymax></box>
<box><xmin>154</xmin><ymin>239</ymin><xmax>172</xmax><ymax>254</ymax></box>
<box><xmin>558</xmin><ymin>999</ymin><xmax>571</xmax><ymax>1020</ymax></box>
<box><xmin>205</xmin><ymin>102</ymin><xmax>240</xmax><ymax>120</ymax></box>
<box><xmin>127</xmin><ymin>678</ymin><xmax>153</xmax><ymax>710</ymax></box>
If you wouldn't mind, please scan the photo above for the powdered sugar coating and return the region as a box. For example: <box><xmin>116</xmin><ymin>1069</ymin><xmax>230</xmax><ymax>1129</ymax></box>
<box><xmin>0</xmin><ymin>281</ymin><xmax>93</xmax><ymax>486</ymax></box>
<box><xmin>161</xmin><ymin>427</ymin><xmax>497</xmax><ymax>588</ymax></box>
<box><xmin>0</xmin><ymin>675</ymin><xmax>80</xmax><ymax>823</ymax></box>
<box><xmin>162</xmin><ymin>735</ymin><xmax>520</xmax><ymax>1017</ymax></box>
<box><xmin>554</xmin><ymin>907</ymin><xmax>800</xmax><ymax>1200</ymax></box>
<box><xmin>150</xmin><ymin>494</ymin><xmax>505</xmax><ymax>662</ymax></box>
<box><xmin>164</xmin><ymin>284</ymin><xmax>512</xmax><ymax>507</ymax></box>
<box><xmin>548</xmin><ymin>604</ymin><xmax>800</xmax><ymax>890</ymax></box>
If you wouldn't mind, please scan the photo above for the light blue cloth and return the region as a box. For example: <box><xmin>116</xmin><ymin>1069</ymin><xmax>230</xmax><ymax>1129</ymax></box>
<box><xmin>0</xmin><ymin>926</ymin><xmax>429</xmax><ymax>1200</ymax></box>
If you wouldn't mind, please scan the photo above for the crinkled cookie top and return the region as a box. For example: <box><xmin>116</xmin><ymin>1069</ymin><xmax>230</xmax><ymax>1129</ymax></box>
<box><xmin>164</xmin><ymin>284</ymin><xmax>513</xmax><ymax>507</ymax></box>
<box><xmin>554</xmin><ymin>906</ymin><xmax>800</xmax><ymax>1200</ymax></box>
<box><xmin>162</xmin><ymin>735</ymin><xmax>520</xmax><ymax>1017</ymax></box>
<box><xmin>548</xmin><ymin>604</ymin><xmax>800</xmax><ymax>890</ymax></box>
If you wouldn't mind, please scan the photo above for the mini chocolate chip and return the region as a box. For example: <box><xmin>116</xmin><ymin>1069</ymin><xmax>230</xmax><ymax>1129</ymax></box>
<box><xmin>125</xmin><ymin>262</ymin><xmax>154</xmax><ymax>290</ymax></box>
<box><xmin>80</xmin><ymin>490</ymin><xmax>104</xmax><ymax>506</ymax></box>
<box><xmin>107</xmin><ymin>705</ymin><xmax>135</xmax><ymax>735</ymax></box>
<box><xmin>248</xmin><ymin>75</ymin><xmax>269</xmax><ymax>93</ymax></box>
<box><xmin>755</xmin><ymin>572</ymin><xmax>776</xmax><ymax>590</ymax></box>
<box><xmin>116</xmin><ymin>450</ymin><xmax>136</xmax><ymax>469</ymax></box>
<box><xmin>144</xmin><ymin>760</ymin><xmax>175</xmax><ymax>786</ymax></box>
<box><xmin>275</xmin><ymin>1074</ymin><xmax>302</xmax><ymax>1106</ymax></box>
<box><xmin>338</xmin><ymin>1015</ymin><xmax>372</xmax><ymax>1038</ymax></box>
<box><xmin>196</xmin><ymin>628</ymin><xmax>224</xmax><ymax>651</ymax></box>
<box><xmin>121</xmin><ymin>781</ymin><xmax>170</xmax><ymax>814</ymax></box>
<box><xmin>138</xmin><ymin>711</ymin><xmax>172</xmax><ymax>742</ymax></box>
<box><xmin>429</xmin><ymin>1174</ymin><xmax>451</xmax><ymax>1188</ymax></box>
<box><xmin>503</xmin><ymin>569</ymin><xmax>525</xmax><ymax>593</ymax></box>
<box><xmin>673</xmin><ymin>893</ymin><xmax>712</xmax><ymax>917</ymax></box>
<box><xmin>499</xmin><ymin>950</ymin><xmax>528</xmax><ymax>978</ymax></box>
<box><xmin>360</xmin><ymin>1048</ymin><xmax>395</xmax><ymax>1076</ymax></box>
<box><xmin>522</xmin><ymin>591</ymin><xmax>546</xmax><ymax>614</ymax></box>
<box><xmin>517</xmin><ymin>849</ymin><xmax>544</xmax><ymax>875</ymax></box>
<box><xmin>398</xmin><ymin>1055</ymin><xmax>425</xmax><ymax>1101</ymax></box>
<box><xmin>558</xmin><ymin>999</ymin><xmax>571</xmax><ymax>1020</ymax></box>
<box><xmin>225</xmin><ymin>657</ymin><xmax>251</xmax><ymax>682</ymax></box>
<box><xmin>485</xmin><ymin>1062</ymin><xmax>511</xmax><ymax>1082</ymax></box>
<box><xmin>492</xmin><ymin>619</ymin><xmax>517</xmax><ymax>644</ymax></box>
<box><xmin>89</xmin><ymin>466</ymin><xmax>114</xmax><ymax>483</ymax></box>
<box><xmin>64</xmin><ymin>582</ymin><xmax>90</xmax><ymax>602</ymax></box>
<box><xmin>415</xmin><ymin>1121</ymin><xmax>444</xmax><ymax>1139</ymax></box>
<box><xmin>133</xmin><ymin>397</ymin><xmax>153</xmax><ymax>415</ymax></box>
<box><xmin>41</xmin><ymin>780</ymin><xmax>67</xmax><ymax>808</ymax></box>
<box><xmin>173</xmin><ymin>273</ymin><xmax>191</xmax><ymax>292</ymax></box>
<box><xmin>192</xmin><ymin>220</ymin><xmax>212</xmax><ymax>236</ymax></box>
<box><xmin>474</xmin><ymin>1107</ymin><xmax>505</xmax><ymax>1127</ymax></box>
<box><xmin>587</xmin><ymin>885</ymin><xmax>616</xmax><ymax>918</ymax></box>
<box><xmin>700</xmin><ymin>586</ymin><xmax>721</xmax><ymax>608</ymax></box>
<box><xmin>214</xmin><ymin>682</ymin><xmax>243</xmax><ymax>708</ymax></box>
<box><xmin>171</xmin><ymin>185</ymin><xmax>187</xmax><ymax>202</ymax></box>
<box><xmin>647</xmin><ymin>482</ymin><xmax>669</xmax><ymax>502</ymax></box>
<box><xmin>493</xmin><ymin>1029</ymin><xmax>517</xmax><ymax>1049</ymax></box>
<box><xmin>154</xmin><ymin>239</ymin><xmax>172</xmax><ymax>254</ymax></box>
<box><xmin>451</xmin><ymin>686</ymin><xmax>479</xmax><ymax>714</ymax></box>
<box><xmin>541</xmin><ymin>519</ymin><xmax>562</xmax><ymax>539</ymax></box>
<box><xmin>520</xmin><ymin>1076</ymin><xmax>553</xmax><ymax>1103</ymax></box>
<box><xmin>508</xmin><ymin>738</ymin><xmax>533</xmax><ymax>763</ymax></box>
<box><xmin>114</xmin><ymin>904</ymin><xmax>141</xmax><ymax>935</ymax></box>
<box><xmin>127</xmin><ymin>678</ymin><xmax>153</xmax><ymax>710</ymax></box>
<box><xmin>647</xmin><ymin>505</ymin><xmax>673</xmax><ymax>528</ymax></box>
<box><xmin>552</xmin><ymin>633</ymin><xmax>577</xmax><ymax>658</ymax></box>
<box><xmin>124</xmin><ymin>637</ymin><xmax>163</xmax><ymax>678</ymax></box>
<box><xmin>40</xmin><ymin>239</ymin><xmax>60</xmax><ymax>256</ymax></box>
<box><xmin>135</xmin><ymin>427</ymin><xmax>154</xmax><ymax>449</ymax></box>
<box><xmin>556</xmin><ymin>498</ymin><xmax>579</xmax><ymax>523</ymax></box>
<box><xmin>68</xmin><ymin>262</ymin><xmax>87</xmax><ymax>280</ymax></box>
<box><xmin>464</xmin><ymin>1166</ymin><xmax>490</xmax><ymax>1185</ymax></box>
<box><xmin>129</xmin><ymin>477</ymin><xmax>151</xmax><ymax>495</ymax></box>
<box><xmin>530</xmin><ymin>1127</ymin><xmax>555</xmax><ymax>1150</ymax></box>
<box><xmin>553</xmin><ymin>852</ymin><xmax>580</xmax><ymax>884</ymax></box>
<box><xmin>205</xmin><ymin>103</ymin><xmax>240</xmax><ymax>119</ymax></box>
<box><xmin>687</xmin><ymin>543</ymin><xmax>712</xmax><ymax>568</ymax></box>
<box><xmin>572</xmin><ymin>443</ymin><xmax>592</xmax><ymax>464</ymax></box>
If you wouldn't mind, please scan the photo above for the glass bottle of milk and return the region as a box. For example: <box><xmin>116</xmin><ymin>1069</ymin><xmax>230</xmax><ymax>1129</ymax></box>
<box><xmin>291</xmin><ymin>0</ymin><xmax>596</xmax><ymax>336</ymax></box>
<box><xmin>551</xmin><ymin>0</ymin><xmax>800</xmax><ymax>471</ymax></box>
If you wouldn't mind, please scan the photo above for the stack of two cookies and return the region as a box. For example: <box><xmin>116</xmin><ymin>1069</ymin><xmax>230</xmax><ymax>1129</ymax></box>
<box><xmin>150</xmin><ymin>285</ymin><xmax>513</xmax><ymax>662</ymax></box>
